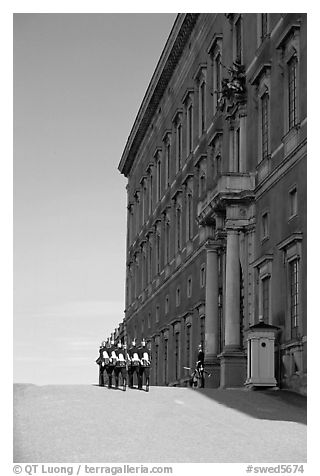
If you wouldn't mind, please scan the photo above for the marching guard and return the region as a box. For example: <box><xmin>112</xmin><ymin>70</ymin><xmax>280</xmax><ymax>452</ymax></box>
<box><xmin>96</xmin><ymin>341</ymin><xmax>107</xmax><ymax>386</ymax></box>
<box><xmin>138</xmin><ymin>339</ymin><xmax>151</xmax><ymax>391</ymax></box>
<box><xmin>105</xmin><ymin>339</ymin><xmax>117</xmax><ymax>388</ymax></box>
<box><xmin>114</xmin><ymin>341</ymin><xmax>127</xmax><ymax>391</ymax></box>
<box><xmin>127</xmin><ymin>339</ymin><xmax>141</xmax><ymax>388</ymax></box>
<box><xmin>196</xmin><ymin>343</ymin><xmax>205</xmax><ymax>388</ymax></box>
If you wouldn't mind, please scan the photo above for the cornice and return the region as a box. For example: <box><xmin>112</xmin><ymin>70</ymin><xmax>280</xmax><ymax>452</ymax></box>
<box><xmin>118</xmin><ymin>14</ymin><xmax>199</xmax><ymax>177</ymax></box>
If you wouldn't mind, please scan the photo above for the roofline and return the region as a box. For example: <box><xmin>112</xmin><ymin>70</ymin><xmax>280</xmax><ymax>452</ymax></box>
<box><xmin>118</xmin><ymin>13</ymin><xmax>199</xmax><ymax>177</ymax></box>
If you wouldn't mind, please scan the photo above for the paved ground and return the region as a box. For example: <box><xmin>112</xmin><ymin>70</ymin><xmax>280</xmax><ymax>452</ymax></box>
<box><xmin>13</xmin><ymin>383</ymin><xmax>307</xmax><ymax>463</ymax></box>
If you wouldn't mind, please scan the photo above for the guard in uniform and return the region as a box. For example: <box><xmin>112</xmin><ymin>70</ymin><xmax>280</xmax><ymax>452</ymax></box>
<box><xmin>138</xmin><ymin>339</ymin><xmax>151</xmax><ymax>391</ymax></box>
<box><xmin>106</xmin><ymin>339</ymin><xmax>117</xmax><ymax>388</ymax></box>
<box><xmin>127</xmin><ymin>339</ymin><xmax>140</xmax><ymax>388</ymax></box>
<box><xmin>96</xmin><ymin>341</ymin><xmax>107</xmax><ymax>387</ymax></box>
<box><xmin>196</xmin><ymin>343</ymin><xmax>205</xmax><ymax>388</ymax></box>
<box><xmin>114</xmin><ymin>341</ymin><xmax>127</xmax><ymax>391</ymax></box>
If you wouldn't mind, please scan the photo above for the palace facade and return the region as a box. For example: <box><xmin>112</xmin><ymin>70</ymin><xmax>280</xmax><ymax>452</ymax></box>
<box><xmin>116</xmin><ymin>13</ymin><xmax>307</xmax><ymax>394</ymax></box>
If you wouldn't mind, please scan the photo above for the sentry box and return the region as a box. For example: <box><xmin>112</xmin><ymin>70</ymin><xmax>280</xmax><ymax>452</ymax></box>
<box><xmin>245</xmin><ymin>321</ymin><xmax>279</xmax><ymax>389</ymax></box>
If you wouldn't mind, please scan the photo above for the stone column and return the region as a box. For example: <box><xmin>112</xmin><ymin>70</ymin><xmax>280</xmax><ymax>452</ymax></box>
<box><xmin>225</xmin><ymin>229</ymin><xmax>241</xmax><ymax>349</ymax></box>
<box><xmin>204</xmin><ymin>244</ymin><xmax>220</xmax><ymax>387</ymax></box>
<box><xmin>219</xmin><ymin>228</ymin><xmax>246</xmax><ymax>388</ymax></box>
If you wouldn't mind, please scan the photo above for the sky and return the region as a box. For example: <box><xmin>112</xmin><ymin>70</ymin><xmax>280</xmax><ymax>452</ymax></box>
<box><xmin>13</xmin><ymin>13</ymin><xmax>177</xmax><ymax>384</ymax></box>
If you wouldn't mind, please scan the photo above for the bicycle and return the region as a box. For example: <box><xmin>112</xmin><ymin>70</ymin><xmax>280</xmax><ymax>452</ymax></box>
<box><xmin>183</xmin><ymin>366</ymin><xmax>211</xmax><ymax>388</ymax></box>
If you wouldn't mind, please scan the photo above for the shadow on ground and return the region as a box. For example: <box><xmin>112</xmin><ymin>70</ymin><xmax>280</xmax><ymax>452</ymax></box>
<box><xmin>185</xmin><ymin>386</ymin><xmax>307</xmax><ymax>424</ymax></box>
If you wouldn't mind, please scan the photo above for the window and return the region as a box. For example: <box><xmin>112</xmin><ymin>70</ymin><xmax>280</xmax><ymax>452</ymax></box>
<box><xmin>288</xmin><ymin>55</ymin><xmax>298</xmax><ymax>130</ymax></box>
<box><xmin>147</xmin><ymin>237</ymin><xmax>152</xmax><ymax>283</ymax></box>
<box><xmin>253</xmin><ymin>256</ymin><xmax>273</xmax><ymax>324</ymax></box>
<box><xmin>289</xmin><ymin>187</ymin><xmax>298</xmax><ymax>218</ymax></box>
<box><xmin>148</xmin><ymin>168</ymin><xmax>153</xmax><ymax>215</ymax></box>
<box><xmin>165</xmin><ymin>295</ymin><xmax>169</xmax><ymax>315</ymax></box>
<box><xmin>289</xmin><ymin>259</ymin><xmax>299</xmax><ymax>339</ymax></box>
<box><xmin>176</xmin><ymin>205</ymin><xmax>182</xmax><ymax>252</ymax></box>
<box><xmin>148</xmin><ymin>312</ymin><xmax>151</xmax><ymax>329</ymax></box>
<box><xmin>234</xmin><ymin>16</ymin><xmax>242</xmax><ymax>62</ymax></box>
<box><xmin>200</xmin><ymin>316</ymin><xmax>205</xmax><ymax>348</ymax></box>
<box><xmin>165</xmin><ymin>142</ymin><xmax>171</xmax><ymax>188</ymax></box>
<box><xmin>185</xmin><ymin>325</ymin><xmax>191</xmax><ymax>368</ymax></box>
<box><xmin>155</xmin><ymin>152</ymin><xmax>162</xmax><ymax>202</ymax></box>
<box><xmin>200</xmin><ymin>80</ymin><xmax>206</xmax><ymax>135</ymax></box>
<box><xmin>187</xmin><ymin>103</ymin><xmax>193</xmax><ymax>155</ymax></box>
<box><xmin>278</xmin><ymin>232</ymin><xmax>303</xmax><ymax>341</ymax></box>
<box><xmin>261</xmin><ymin>211</ymin><xmax>269</xmax><ymax>240</ymax></box>
<box><xmin>209</xmin><ymin>35</ymin><xmax>223</xmax><ymax>115</ymax></box>
<box><xmin>261</xmin><ymin>92</ymin><xmax>269</xmax><ymax>159</ymax></box>
<box><xmin>156</xmin><ymin>304</ymin><xmax>160</xmax><ymax>323</ymax></box>
<box><xmin>199</xmin><ymin>172</ymin><xmax>206</xmax><ymax>196</ymax></box>
<box><xmin>261</xmin><ymin>14</ymin><xmax>268</xmax><ymax>41</ymax></box>
<box><xmin>156</xmin><ymin>230</ymin><xmax>161</xmax><ymax>274</ymax></box>
<box><xmin>176</xmin><ymin>287</ymin><xmax>181</xmax><ymax>307</ymax></box>
<box><xmin>176</xmin><ymin>122</ymin><xmax>182</xmax><ymax>172</ymax></box>
<box><xmin>276</xmin><ymin>25</ymin><xmax>300</xmax><ymax>136</ymax></box>
<box><xmin>200</xmin><ymin>264</ymin><xmax>206</xmax><ymax>288</ymax></box>
<box><xmin>215</xmin><ymin>52</ymin><xmax>222</xmax><ymax>111</ymax></box>
<box><xmin>186</xmin><ymin>190</ymin><xmax>193</xmax><ymax>242</ymax></box>
<box><xmin>164</xmin><ymin>212</ymin><xmax>170</xmax><ymax>264</ymax></box>
<box><xmin>187</xmin><ymin>277</ymin><xmax>192</xmax><ymax>298</ymax></box>
<box><xmin>262</xmin><ymin>276</ymin><xmax>270</xmax><ymax>322</ymax></box>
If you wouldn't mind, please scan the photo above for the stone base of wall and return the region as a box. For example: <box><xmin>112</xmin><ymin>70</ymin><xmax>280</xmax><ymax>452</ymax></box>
<box><xmin>281</xmin><ymin>372</ymin><xmax>307</xmax><ymax>396</ymax></box>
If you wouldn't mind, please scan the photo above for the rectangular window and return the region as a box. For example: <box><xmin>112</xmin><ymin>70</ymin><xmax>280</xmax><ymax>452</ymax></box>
<box><xmin>289</xmin><ymin>187</ymin><xmax>298</xmax><ymax>217</ymax></box>
<box><xmin>175</xmin><ymin>333</ymin><xmax>179</xmax><ymax>380</ymax></box>
<box><xmin>200</xmin><ymin>82</ymin><xmax>206</xmax><ymax>134</ymax></box>
<box><xmin>176</xmin><ymin>123</ymin><xmax>182</xmax><ymax>171</ymax></box>
<box><xmin>261</xmin><ymin>211</ymin><xmax>269</xmax><ymax>240</ymax></box>
<box><xmin>186</xmin><ymin>192</ymin><xmax>193</xmax><ymax>241</ymax></box>
<box><xmin>176</xmin><ymin>287</ymin><xmax>180</xmax><ymax>307</ymax></box>
<box><xmin>149</xmin><ymin>173</ymin><xmax>153</xmax><ymax>215</ymax></box>
<box><xmin>200</xmin><ymin>265</ymin><xmax>206</xmax><ymax>288</ymax></box>
<box><xmin>262</xmin><ymin>276</ymin><xmax>270</xmax><ymax>322</ymax></box>
<box><xmin>156</xmin><ymin>304</ymin><xmax>160</xmax><ymax>323</ymax></box>
<box><xmin>165</xmin><ymin>219</ymin><xmax>170</xmax><ymax>263</ymax></box>
<box><xmin>186</xmin><ymin>325</ymin><xmax>191</xmax><ymax>367</ymax></box>
<box><xmin>166</xmin><ymin>143</ymin><xmax>170</xmax><ymax>188</ymax></box>
<box><xmin>261</xmin><ymin>14</ymin><xmax>268</xmax><ymax>41</ymax></box>
<box><xmin>157</xmin><ymin>159</ymin><xmax>161</xmax><ymax>201</ymax></box>
<box><xmin>289</xmin><ymin>259</ymin><xmax>299</xmax><ymax>339</ymax></box>
<box><xmin>176</xmin><ymin>206</ymin><xmax>182</xmax><ymax>251</ymax></box>
<box><xmin>261</xmin><ymin>93</ymin><xmax>269</xmax><ymax>159</ymax></box>
<box><xmin>215</xmin><ymin>52</ymin><xmax>221</xmax><ymax>110</ymax></box>
<box><xmin>200</xmin><ymin>316</ymin><xmax>205</xmax><ymax>348</ymax></box>
<box><xmin>235</xmin><ymin>16</ymin><xmax>242</xmax><ymax>62</ymax></box>
<box><xmin>165</xmin><ymin>296</ymin><xmax>169</xmax><ymax>314</ymax></box>
<box><xmin>187</xmin><ymin>277</ymin><xmax>192</xmax><ymax>298</ymax></box>
<box><xmin>288</xmin><ymin>56</ymin><xmax>297</xmax><ymax>130</ymax></box>
<box><xmin>156</xmin><ymin>233</ymin><xmax>161</xmax><ymax>274</ymax></box>
<box><xmin>187</xmin><ymin>104</ymin><xmax>193</xmax><ymax>155</ymax></box>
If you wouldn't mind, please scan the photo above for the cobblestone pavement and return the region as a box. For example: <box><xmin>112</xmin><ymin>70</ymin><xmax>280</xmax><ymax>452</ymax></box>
<box><xmin>13</xmin><ymin>383</ymin><xmax>307</xmax><ymax>463</ymax></box>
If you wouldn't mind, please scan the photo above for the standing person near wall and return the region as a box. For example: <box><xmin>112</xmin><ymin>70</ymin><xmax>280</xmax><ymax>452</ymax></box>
<box><xmin>196</xmin><ymin>343</ymin><xmax>205</xmax><ymax>388</ymax></box>
<box><xmin>106</xmin><ymin>339</ymin><xmax>117</xmax><ymax>389</ymax></box>
<box><xmin>127</xmin><ymin>339</ymin><xmax>140</xmax><ymax>388</ymax></box>
<box><xmin>114</xmin><ymin>341</ymin><xmax>127</xmax><ymax>391</ymax></box>
<box><xmin>138</xmin><ymin>338</ymin><xmax>151</xmax><ymax>392</ymax></box>
<box><xmin>96</xmin><ymin>341</ymin><xmax>107</xmax><ymax>387</ymax></box>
